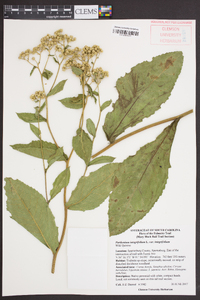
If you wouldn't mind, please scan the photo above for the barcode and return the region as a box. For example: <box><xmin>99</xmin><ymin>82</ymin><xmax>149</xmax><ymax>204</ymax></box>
<box><xmin>112</xmin><ymin>26</ymin><xmax>140</xmax><ymax>37</ymax></box>
<box><xmin>113</xmin><ymin>29</ymin><xmax>139</xmax><ymax>36</ymax></box>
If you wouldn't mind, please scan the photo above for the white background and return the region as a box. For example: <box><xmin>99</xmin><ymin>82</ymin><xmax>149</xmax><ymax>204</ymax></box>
<box><xmin>3</xmin><ymin>19</ymin><xmax>196</xmax><ymax>295</ymax></box>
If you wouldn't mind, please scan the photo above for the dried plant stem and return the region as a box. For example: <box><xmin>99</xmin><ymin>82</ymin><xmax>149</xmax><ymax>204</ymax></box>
<box><xmin>38</xmin><ymin>102</ymin><xmax>48</xmax><ymax>202</ymax></box>
<box><xmin>39</xmin><ymin>69</ymin><xmax>59</xmax><ymax>148</ymax></box>
<box><xmin>83</xmin><ymin>84</ymin><xmax>101</xmax><ymax>177</ymax></box>
<box><xmin>79</xmin><ymin>76</ymin><xmax>87</xmax><ymax>128</ymax></box>
<box><xmin>52</xmin><ymin>96</ymin><xmax>88</xmax><ymax>272</ymax></box>
<box><xmin>49</xmin><ymin>58</ymin><xmax>64</xmax><ymax>93</ymax></box>
<box><xmin>45</xmin><ymin>98</ymin><xmax>59</xmax><ymax>148</ymax></box>
<box><xmin>92</xmin><ymin>109</ymin><xmax>193</xmax><ymax>159</ymax></box>
<box><xmin>42</xmin><ymin>50</ymin><xmax>50</xmax><ymax>73</ymax></box>
<box><xmin>95</xmin><ymin>84</ymin><xmax>102</xmax><ymax>137</ymax></box>
<box><xmin>51</xmin><ymin>184</ymin><xmax>68</xmax><ymax>273</ymax></box>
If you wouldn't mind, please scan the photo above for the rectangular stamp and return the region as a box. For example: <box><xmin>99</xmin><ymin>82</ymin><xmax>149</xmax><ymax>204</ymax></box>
<box><xmin>150</xmin><ymin>20</ymin><xmax>192</xmax><ymax>45</ymax></box>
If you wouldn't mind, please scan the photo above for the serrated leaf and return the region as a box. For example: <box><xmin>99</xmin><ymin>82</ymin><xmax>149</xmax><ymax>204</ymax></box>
<box><xmin>50</xmin><ymin>168</ymin><xmax>70</xmax><ymax>200</ymax></box>
<box><xmin>17</xmin><ymin>113</ymin><xmax>46</xmax><ymax>123</ymax></box>
<box><xmin>42</xmin><ymin>69</ymin><xmax>53</xmax><ymax>80</ymax></box>
<box><xmin>103</xmin><ymin>51</ymin><xmax>183</xmax><ymax>143</ymax></box>
<box><xmin>101</xmin><ymin>100</ymin><xmax>112</xmax><ymax>112</ymax></box>
<box><xmin>47</xmin><ymin>80</ymin><xmax>67</xmax><ymax>97</ymax></box>
<box><xmin>86</xmin><ymin>118</ymin><xmax>96</xmax><ymax>137</ymax></box>
<box><xmin>67</xmin><ymin>163</ymin><xmax>119</xmax><ymax>211</ymax></box>
<box><xmin>30</xmin><ymin>124</ymin><xmax>40</xmax><ymax>139</ymax></box>
<box><xmin>47</xmin><ymin>147</ymin><xmax>64</xmax><ymax>168</ymax></box>
<box><xmin>88</xmin><ymin>156</ymin><xmax>115</xmax><ymax>166</ymax></box>
<box><xmin>11</xmin><ymin>140</ymin><xmax>67</xmax><ymax>161</ymax></box>
<box><xmin>72</xmin><ymin>128</ymin><xmax>93</xmax><ymax>165</ymax></box>
<box><xmin>108</xmin><ymin>119</ymin><xmax>179</xmax><ymax>236</ymax></box>
<box><xmin>5</xmin><ymin>178</ymin><xmax>59</xmax><ymax>253</ymax></box>
<box><xmin>71</xmin><ymin>66</ymin><xmax>83</xmax><ymax>76</ymax></box>
<box><xmin>59</xmin><ymin>94</ymin><xmax>84</xmax><ymax>109</ymax></box>
<box><xmin>30</xmin><ymin>66</ymin><xmax>36</xmax><ymax>76</ymax></box>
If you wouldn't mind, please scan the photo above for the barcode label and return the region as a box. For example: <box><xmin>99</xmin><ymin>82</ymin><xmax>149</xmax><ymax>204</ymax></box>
<box><xmin>112</xmin><ymin>26</ymin><xmax>140</xmax><ymax>37</ymax></box>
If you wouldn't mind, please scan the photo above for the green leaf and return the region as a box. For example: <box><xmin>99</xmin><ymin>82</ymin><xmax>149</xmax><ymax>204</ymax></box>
<box><xmin>50</xmin><ymin>168</ymin><xmax>70</xmax><ymax>200</ymax></box>
<box><xmin>92</xmin><ymin>95</ymin><xmax>97</xmax><ymax>103</ymax></box>
<box><xmin>86</xmin><ymin>118</ymin><xmax>96</xmax><ymax>137</ymax></box>
<box><xmin>53</xmin><ymin>57</ymin><xmax>59</xmax><ymax>64</ymax></box>
<box><xmin>34</xmin><ymin>107</ymin><xmax>39</xmax><ymax>118</ymax></box>
<box><xmin>86</xmin><ymin>84</ymin><xmax>97</xmax><ymax>103</ymax></box>
<box><xmin>47</xmin><ymin>147</ymin><xmax>64</xmax><ymax>168</ymax></box>
<box><xmin>64</xmin><ymin>45</ymin><xmax>70</xmax><ymax>51</ymax></box>
<box><xmin>67</xmin><ymin>163</ymin><xmax>119</xmax><ymax>211</ymax></box>
<box><xmin>5</xmin><ymin>178</ymin><xmax>59</xmax><ymax>253</ymax></box>
<box><xmin>72</xmin><ymin>128</ymin><xmax>93</xmax><ymax>166</ymax></box>
<box><xmin>59</xmin><ymin>94</ymin><xmax>84</xmax><ymax>109</ymax></box>
<box><xmin>11</xmin><ymin>140</ymin><xmax>68</xmax><ymax>161</ymax></box>
<box><xmin>86</xmin><ymin>83</ymin><xmax>93</xmax><ymax>94</ymax></box>
<box><xmin>100</xmin><ymin>100</ymin><xmax>112</xmax><ymax>112</ymax></box>
<box><xmin>38</xmin><ymin>101</ymin><xmax>46</xmax><ymax>113</ymax></box>
<box><xmin>42</xmin><ymin>69</ymin><xmax>53</xmax><ymax>80</ymax></box>
<box><xmin>47</xmin><ymin>80</ymin><xmax>67</xmax><ymax>97</ymax></box>
<box><xmin>30</xmin><ymin>124</ymin><xmax>40</xmax><ymax>139</ymax></box>
<box><xmin>30</xmin><ymin>66</ymin><xmax>36</xmax><ymax>76</ymax></box>
<box><xmin>17</xmin><ymin>113</ymin><xmax>46</xmax><ymax>123</ymax></box>
<box><xmin>88</xmin><ymin>156</ymin><xmax>115</xmax><ymax>166</ymax></box>
<box><xmin>71</xmin><ymin>66</ymin><xmax>83</xmax><ymax>76</ymax></box>
<box><xmin>108</xmin><ymin>119</ymin><xmax>179</xmax><ymax>236</ymax></box>
<box><xmin>103</xmin><ymin>51</ymin><xmax>183</xmax><ymax>143</ymax></box>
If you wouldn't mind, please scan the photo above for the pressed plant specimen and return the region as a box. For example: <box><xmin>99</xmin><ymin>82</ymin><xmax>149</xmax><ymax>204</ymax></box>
<box><xmin>4</xmin><ymin>29</ymin><xmax>193</xmax><ymax>274</ymax></box>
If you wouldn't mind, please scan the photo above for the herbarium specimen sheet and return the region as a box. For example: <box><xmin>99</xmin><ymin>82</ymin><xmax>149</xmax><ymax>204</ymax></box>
<box><xmin>3</xmin><ymin>19</ymin><xmax>196</xmax><ymax>296</ymax></box>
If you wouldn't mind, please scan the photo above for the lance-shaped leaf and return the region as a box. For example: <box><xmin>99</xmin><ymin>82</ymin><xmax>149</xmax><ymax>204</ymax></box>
<box><xmin>88</xmin><ymin>156</ymin><xmax>115</xmax><ymax>166</ymax></box>
<box><xmin>67</xmin><ymin>163</ymin><xmax>119</xmax><ymax>211</ymax></box>
<box><xmin>30</xmin><ymin>66</ymin><xmax>36</xmax><ymax>76</ymax></box>
<box><xmin>5</xmin><ymin>178</ymin><xmax>59</xmax><ymax>253</ymax></box>
<box><xmin>72</xmin><ymin>128</ymin><xmax>92</xmax><ymax>165</ymax></box>
<box><xmin>59</xmin><ymin>94</ymin><xmax>84</xmax><ymax>109</ymax></box>
<box><xmin>108</xmin><ymin>119</ymin><xmax>179</xmax><ymax>236</ymax></box>
<box><xmin>47</xmin><ymin>80</ymin><xmax>67</xmax><ymax>97</ymax></box>
<box><xmin>30</xmin><ymin>124</ymin><xmax>40</xmax><ymax>139</ymax></box>
<box><xmin>17</xmin><ymin>113</ymin><xmax>46</xmax><ymax>123</ymax></box>
<box><xmin>103</xmin><ymin>51</ymin><xmax>183</xmax><ymax>143</ymax></box>
<box><xmin>53</xmin><ymin>57</ymin><xmax>59</xmax><ymax>64</ymax></box>
<box><xmin>101</xmin><ymin>100</ymin><xmax>112</xmax><ymax>112</ymax></box>
<box><xmin>50</xmin><ymin>168</ymin><xmax>70</xmax><ymax>200</ymax></box>
<box><xmin>11</xmin><ymin>140</ymin><xmax>68</xmax><ymax>161</ymax></box>
<box><xmin>86</xmin><ymin>118</ymin><xmax>96</xmax><ymax>137</ymax></box>
<box><xmin>38</xmin><ymin>101</ymin><xmax>46</xmax><ymax>113</ymax></box>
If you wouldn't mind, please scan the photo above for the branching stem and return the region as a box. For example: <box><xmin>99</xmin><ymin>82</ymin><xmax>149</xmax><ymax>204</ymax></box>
<box><xmin>51</xmin><ymin>76</ymin><xmax>89</xmax><ymax>273</ymax></box>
